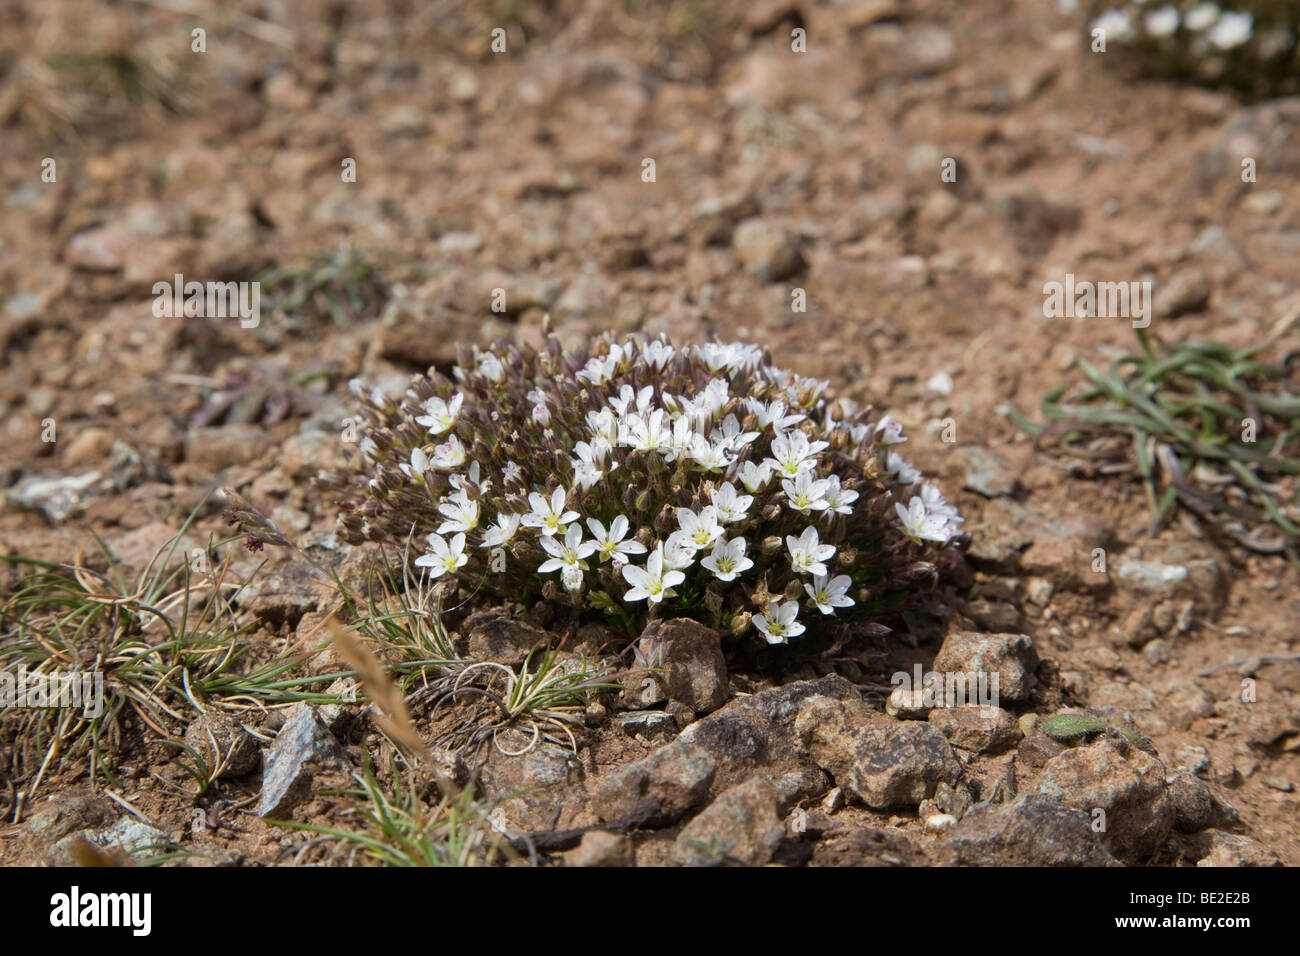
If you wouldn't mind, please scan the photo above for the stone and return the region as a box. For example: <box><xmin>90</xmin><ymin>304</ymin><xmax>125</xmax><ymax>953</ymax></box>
<box><xmin>463</xmin><ymin>609</ymin><xmax>551</xmax><ymax>668</ymax></box>
<box><xmin>25</xmin><ymin>790</ymin><xmax>116</xmax><ymax>849</ymax></box>
<box><xmin>183</xmin><ymin>710</ymin><xmax>260</xmax><ymax>777</ymax></box>
<box><xmin>258</xmin><ymin>703</ymin><xmax>347</xmax><ymax>817</ymax></box>
<box><xmin>1196</xmin><ymin>830</ymin><xmax>1283</xmax><ymax>867</ymax></box>
<box><xmin>933</xmin><ymin>630</ymin><xmax>1039</xmax><ymax>703</ymax></box>
<box><xmin>590</xmin><ymin>740</ymin><xmax>716</xmax><ymax>826</ymax></box>
<box><xmin>672</xmin><ymin>775</ymin><xmax>785</xmax><ymax>866</ymax></box>
<box><xmin>677</xmin><ymin>675</ymin><xmax>861</xmax><ymax>802</ymax></box>
<box><xmin>945</xmin><ymin>794</ymin><xmax>1118</xmax><ymax>866</ymax></box>
<box><xmin>563</xmin><ymin>829</ymin><xmax>632</xmax><ymax>867</ymax></box>
<box><xmin>657</xmin><ymin>618</ymin><xmax>728</xmax><ymax>714</ymax></box>
<box><xmin>958</xmin><ymin>446</ymin><xmax>1019</xmax><ymax>498</ymax></box>
<box><xmin>732</xmin><ymin>218</ymin><xmax>804</xmax><ymax>281</ymax></box>
<box><xmin>1167</xmin><ymin>771</ymin><xmax>1238</xmax><ymax>833</ymax></box>
<box><xmin>1016</xmin><ymin>729</ymin><xmax>1066</xmax><ymax>772</ymax></box>
<box><xmin>55</xmin><ymin>817</ymin><xmax>171</xmax><ymax>864</ymax></box>
<box><xmin>928</xmin><ymin>705</ymin><xmax>1022</xmax><ymax>754</ymax></box>
<box><xmin>480</xmin><ymin>739</ymin><xmax>587</xmax><ymax>831</ymax></box>
<box><xmin>1154</xmin><ymin>270</ymin><xmax>1212</xmax><ymax>318</ymax></box>
<box><xmin>184</xmin><ymin>424</ymin><xmax>271</xmax><ymax>471</ymax></box>
<box><xmin>1037</xmin><ymin>738</ymin><xmax>1173</xmax><ymax>863</ymax></box>
<box><xmin>796</xmin><ymin>696</ymin><xmax>962</xmax><ymax>810</ymax></box>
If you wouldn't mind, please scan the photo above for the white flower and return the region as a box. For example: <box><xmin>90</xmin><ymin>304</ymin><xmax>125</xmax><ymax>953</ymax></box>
<box><xmin>620</xmin><ymin>409</ymin><xmax>669</xmax><ymax>452</ymax></box>
<box><xmin>694</xmin><ymin>341</ymin><xmax>761</xmax><ymax>374</ymax></box>
<box><xmin>610</xmin><ymin>384</ymin><xmax>655</xmax><ymax>417</ymax></box>
<box><xmin>767</xmin><ymin>431</ymin><xmax>828</xmax><ymax>477</ymax></box>
<box><xmin>436</xmin><ymin>490</ymin><xmax>480</xmax><ymax>534</ymax></box>
<box><xmin>622</xmin><ymin>545</ymin><xmax>685</xmax><ymax>604</ymax></box>
<box><xmin>753</xmin><ymin>600</ymin><xmax>805</xmax><ymax>644</ymax></box>
<box><xmin>823</xmin><ymin>475</ymin><xmax>859</xmax><ymax>516</ymax></box>
<box><xmin>587</xmin><ymin>515</ymin><xmax>647</xmax><ymax>563</ymax></box>
<box><xmin>1208</xmin><ymin>10</ymin><xmax>1250</xmax><ymax>49</ymax></box>
<box><xmin>874</xmin><ymin>415</ymin><xmax>907</xmax><ymax>446</ymax></box>
<box><xmin>482</xmin><ymin>513</ymin><xmax>522</xmax><ymax>547</ymax></box>
<box><xmin>577</xmin><ymin>344</ymin><xmax>624</xmax><ymax>386</ymax></box>
<box><xmin>1143</xmin><ymin>5</ymin><xmax>1179</xmax><ymax>37</ymax></box>
<box><xmin>710</xmin><ymin>481</ymin><xmax>753</xmax><ymax>523</ymax></box>
<box><xmin>521</xmin><ymin>487</ymin><xmax>579</xmax><ymax>535</ymax></box>
<box><xmin>1184</xmin><ymin>3</ymin><xmax>1218</xmax><ymax>32</ymax></box>
<box><xmin>503</xmin><ymin>461</ymin><xmax>523</xmax><ymax>483</ymax></box>
<box><xmin>478</xmin><ymin>353</ymin><xmax>505</xmax><ymax>383</ymax></box>
<box><xmin>782</xmin><ymin>469</ymin><xmax>831</xmax><ymax>513</ymax></box>
<box><xmin>1091</xmin><ymin>9</ymin><xmax>1135</xmax><ymax>43</ymax></box>
<box><xmin>641</xmin><ymin>339</ymin><xmax>675</xmax><ymax>371</ymax></box>
<box><xmin>586</xmin><ymin>407</ymin><xmax>619</xmax><ymax>445</ymax></box>
<box><xmin>448</xmin><ymin>461</ymin><xmax>484</xmax><ymax>493</ymax></box>
<box><xmin>571</xmin><ymin>441</ymin><xmax>606</xmax><ymax>490</ymax></box>
<box><xmin>532</xmin><ymin>403</ymin><xmax>551</xmax><ymax>425</ymax></box>
<box><xmin>664</xmin><ymin>415</ymin><xmax>699</xmax><ymax>464</ymax></box>
<box><xmin>895</xmin><ymin>496</ymin><xmax>955</xmax><ymax>543</ymax></box>
<box><xmin>429</xmin><ymin>434</ymin><xmax>467</xmax><ymax>470</ymax></box>
<box><xmin>663</xmin><ymin>531</ymin><xmax>698</xmax><ymax>570</ymax></box>
<box><xmin>538</xmin><ymin>524</ymin><xmax>597</xmax><ymax>587</ymax></box>
<box><xmin>746</xmin><ymin>398</ymin><xmax>805</xmax><ymax>432</ymax></box>
<box><xmin>678</xmin><ymin>506</ymin><xmax>725</xmax><ymax>550</ymax></box>
<box><xmin>920</xmin><ymin>483</ymin><xmax>962</xmax><ymax>521</ymax></box>
<box><xmin>786</xmin><ymin>526</ymin><xmax>836</xmax><ymax>577</ymax></box>
<box><xmin>399</xmin><ymin>447</ymin><xmax>429</xmax><ymax>482</ymax></box>
<box><xmin>805</xmin><ymin>573</ymin><xmax>854</xmax><ymax>615</ymax></box>
<box><xmin>886</xmin><ymin>451</ymin><xmax>921</xmax><ymax>485</ymax></box>
<box><xmin>710</xmin><ymin>414</ymin><xmax>759</xmax><ymax>457</ymax></box>
<box><xmin>415</xmin><ymin>394</ymin><xmax>463</xmax><ymax>435</ymax></box>
<box><xmin>689</xmin><ymin>434</ymin><xmax>730</xmax><ymax>471</ymax></box>
<box><xmin>701</xmin><ymin>536</ymin><xmax>753</xmax><ymax>582</ymax></box>
<box><xmin>413</xmin><ymin>532</ymin><xmax>468</xmax><ymax>578</ymax></box>
<box><xmin>785</xmin><ymin>375</ymin><xmax>829</xmax><ymax>408</ymax></box>
<box><xmin>737</xmin><ymin>459</ymin><xmax>774</xmax><ymax>493</ymax></box>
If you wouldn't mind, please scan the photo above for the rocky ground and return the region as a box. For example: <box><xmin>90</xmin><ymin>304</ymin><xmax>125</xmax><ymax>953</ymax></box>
<box><xmin>1</xmin><ymin>0</ymin><xmax>1297</xmax><ymax>866</ymax></box>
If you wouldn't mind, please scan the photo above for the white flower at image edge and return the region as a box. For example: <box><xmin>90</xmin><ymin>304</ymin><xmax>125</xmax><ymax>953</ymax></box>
<box><xmin>482</xmin><ymin>513</ymin><xmax>522</xmax><ymax>547</ymax></box>
<box><xmin>414</xmin><ymin>532</ymin><xmax>468</xmax><ymax>579</ymax></box>
<box><xmin>521</xmin><ymin>486</ymin><xmax>579</xmax><ymax>535</ymax></box>
<box><xmin>622</xmin><ymin>545</ymin><xmax>685</xmax><ymax>604</ymax></box>
<box><xmin>753</xmin><ymin>600</ymin><xmax>805</xmax><ymax>644</ymax></box>
<box><xmin>805</xmin><ymin>573</ymin><xmax>855</xmax><ymax>615</ymax></box>
<box><xmin>786</xmin><ymin>526</ymin><xmax>836</xmax><ymax>577</ymax></box>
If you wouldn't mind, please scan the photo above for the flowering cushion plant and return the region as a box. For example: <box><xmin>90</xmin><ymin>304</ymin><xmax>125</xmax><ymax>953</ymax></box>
<box><xmin>321</xmin><ymin>335</ymin><xmax>966</xmax><ymax>644</ymax></box>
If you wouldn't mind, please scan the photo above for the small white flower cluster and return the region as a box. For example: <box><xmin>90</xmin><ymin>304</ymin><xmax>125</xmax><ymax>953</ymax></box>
<box><xmin>340</xmin><ymin>335</ymin><xmax>965</xmax><ymax>645</ymax></box>
<box><xmin>1087</xmin><ymin>2</ymin><xmax>1296</xmax><ymax>56</ymax></box>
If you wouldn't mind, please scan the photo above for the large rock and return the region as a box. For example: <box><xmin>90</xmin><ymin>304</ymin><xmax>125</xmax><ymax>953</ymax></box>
<box><xmin>258</xmin><ymin>703</ymin><xmax>347</xmax><ymax>817</ymax></box>
<box><xmin>590</xmin><ymin>740</ymin><xmax>716</xmax><ymax>827</ymax></box>
<box><xmin>671</xmin><ymin>775</ymin><xmax>785</xmax><ymax>866</ymax></box>
<box><xmin>1036</xmin><ymin>738</ymin><xmax>1173</xmax><ymax>863</ymax></box>
<box><xmin>463</xmin><ymin>609</ymin><xmax>551</xmax><ymax>668</ymax></box>
<box><xmin>932</xmin><ymin>630</ymin><xmax>1039</xmax><ymax>704</ymax></box>
<box><xmin>928</xmin><ymin>705</ymin><xmax>1022</xmax><ymax>755</ymax></box>
<box><xmin>796</xmin><ymin>695</ymin><xmax>962</xmax><ymax>809</ymax></box>
<box><xmin>479</xmin><ymin>739</ymin><xmax>588</xmax><ymax>832</ymax></box>
<box><xmin>677</xmin><ymin>675</ymin><xmax>861</xmax><ymax>803</ymax></box>
<box><xmin>657</xmin><ymin>618</ymin><xmax>729</xmax><ymax>714</ymax></box>
<box><xmin>945</xmin><ymin>794</ymin><xmax>1119</xmax><ymax>866</ymax></box>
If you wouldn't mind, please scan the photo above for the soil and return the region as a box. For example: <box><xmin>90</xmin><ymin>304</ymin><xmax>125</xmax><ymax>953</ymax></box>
<box><xmin>1</xmin><ymin>0</ymin><xmax>1297</xmax><ymax>867</ymax></box>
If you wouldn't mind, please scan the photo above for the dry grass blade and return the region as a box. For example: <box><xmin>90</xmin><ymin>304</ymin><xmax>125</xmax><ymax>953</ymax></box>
<box><xmin>326</xmin><ymin>620</ymin><xmax>429</xmax><ymax>764</ymax></box>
